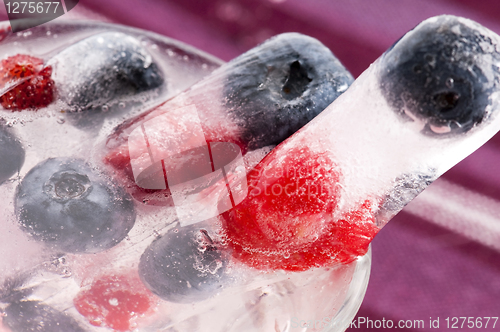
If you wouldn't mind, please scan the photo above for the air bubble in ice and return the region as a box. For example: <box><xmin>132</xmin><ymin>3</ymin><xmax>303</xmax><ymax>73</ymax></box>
<box><xmin>57</xmin><ymin>117</ymin><xmax>65</xmax><ymax>124</ymax></box>
<box><xmin>109</xmin><ymin>298</ymin><xmax>119</xmax><ymax>306</ymax></box>
<box><xmin>235</xmin><ymin>165</ymin><xmax>245</xmax><ymax>174</ymax></box>
<box><xmin>143</xmin><ymin>55</ymin><xmax>152</xmax><ymax>68</ymax></box>
<box><xmin>338</xmin><ymin>83</ymin><xmax>349</xmax><ymax>92</ymax></box>
<box><xmin>102</xmin><ymin>105</ymin><xmax>109</xmax><ymax>112</ymax></box>
<box><xmin>445</xmin><ymin>77</ymin><xmax>454</xmax><ymax>88</ymax></box>
<box><xmin>119</xmin><ymin>102</ymin><xmax>126</xmax><ymax>108</ymax></box>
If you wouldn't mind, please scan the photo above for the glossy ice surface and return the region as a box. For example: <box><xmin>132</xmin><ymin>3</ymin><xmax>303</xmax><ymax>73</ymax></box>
<box><xmin>0</xmin><ymin>21</ymin><xmax>368</xmax><ymax>332</ymax></box>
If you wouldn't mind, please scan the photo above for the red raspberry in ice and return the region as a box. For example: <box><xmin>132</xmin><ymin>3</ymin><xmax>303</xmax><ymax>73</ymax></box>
<box><xmin>221</xmin><ymin>144</ymin><xmax>379</xmax><ymax>271</ymax></box>
<box><xmin>0</xmin><ymin>54</ymin><xmax>55</xmax><ymax>111</ymax></box>
<box><xmin>74</xmin><ymin>273</ymin><xmax>154</xmax><ymax>331</ymax></box>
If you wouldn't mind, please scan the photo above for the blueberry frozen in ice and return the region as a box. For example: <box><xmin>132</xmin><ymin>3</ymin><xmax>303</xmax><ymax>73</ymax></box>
<box><xmin>224</xmin><ymin>33</ymin><xmax>353</xmax><ymax>149</ymax></box>
<box><xmin>379</xmin><ymin>17</ymin><xmax>500</xmax><ymax>135</ymax></box>
<box><xmin>103</xmin><ymin>32</ymin><xmax>353</xmax><ymax>206</ymax></box>
<box><xmin>139</xmin><ymin>225</ymin><xmax>227</xmax><ymax>303</ymax></box>
<box><xmin>49</xmin><ymin>32</ymin><xmax>164</xmax><ymax>127</ymax></box>
<box><xmin>0</xmin><ymin>121</ymin><xmax>24</xmax><ymax>184</ymax></box>
<box><xmin>3</xmin><ymin>300</ymin><xmax>85</xmax><ymax>332</ymax></box>
<box><xmin>15</xmin><ymin>157</ymin><xmax>136</xmax><ymax>253</ymax></box>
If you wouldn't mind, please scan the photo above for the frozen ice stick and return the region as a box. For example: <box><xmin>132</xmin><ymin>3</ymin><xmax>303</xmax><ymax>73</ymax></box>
<box><xmin>102</xmin><ymin>33</ymin><xmax>353</xmax><ymax>212</ymax></box>
<box><xmin>221</xmin><ymin>15</ymin><xmax>500</xmax><ymax>271</ymax></box>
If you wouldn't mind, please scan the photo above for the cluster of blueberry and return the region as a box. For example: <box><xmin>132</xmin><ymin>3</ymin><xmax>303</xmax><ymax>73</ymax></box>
<box><xmin>1</xmin><ymin>15</ymin><xmax>498</xmax><ymax>330</ymax></box>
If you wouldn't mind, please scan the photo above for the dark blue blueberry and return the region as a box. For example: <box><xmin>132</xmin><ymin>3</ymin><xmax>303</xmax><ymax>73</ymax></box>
<box><xmin>0</xmin><ymin>121</ymin><xmax>25</xmax><ymax>184</ymax></box>
<box><xmin>50</xmin><ymin>32</ymin><xmax>164</xmax><ymax>128</ymax></box>
<box><xmin>379</xmin><ymin>16</ymin><xmax>500</xmax><ymax>136</ymax></box>
<box><xmin>3</xmin><ymin>301</ymin><xmax>85</xmax><ymax>332</ymax></box>
<box><xmin>224</xmin><ymin>33</ymin><xmax>353</xmax><ymax>149</ymax></box>
<box><xmin>139</xmin><ymin>225</ymin><xmax>227</xmax><ymax>303</ymax></box>
<box><xmin>15</xmin><ymin>158</ymin><xmax>136</xmax><ymax>253</ymax></box>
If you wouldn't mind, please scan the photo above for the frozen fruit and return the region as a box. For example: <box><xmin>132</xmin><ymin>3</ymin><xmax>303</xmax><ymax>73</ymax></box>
<box><xmin>225</xmin><ymin>33</ymin><xmax>353</xmax><ymax>149</ymax></box>
<box><xmin>103</xmin><ymin>33</ymin><xmax>352</xmax><ymax>206</ymax></box>
<box><xmin>3</xmin><ymin>300</ymin><xmax>85</xmax><ymax>332</ymax></box>
<box><xmin>0</xmin><ymin>54</ymin><xmax>55</xmax><ymax>111</ymax></box>
<box><xmin>0</xmin><ymin>121</ymin><xmax>25</xmax><ymax>184</ymax></box>
<box><xmin>139</xmin><ymin>225</ymin><xmax>227</xmax><ymax>303</ymax></box>
<box><xmin>49</xmin><ymin>32</ymin><xmax>164</xmax><ymax>127</ymax></box>
<box><xmin>221</xmin><ymin>144</ymin><xmax>379</xmax><ymax>271</ymax></box>
<box><xmin>74</xmin><ymin>273</ymin><xmax>153</xmax><ymax>331</ymax></box>
<box><xmin>379</xmin><ymin>17</ymin><xmax>500</xmax><ymax>135</ymax></box>
<box><xmin>15</xmin><ymin>157</ymin><xmax>136</xmax><ymax>253</ymax></box>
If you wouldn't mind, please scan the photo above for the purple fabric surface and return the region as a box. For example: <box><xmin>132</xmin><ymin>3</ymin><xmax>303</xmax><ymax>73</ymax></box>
<box><xmin>2</xmin><ymin>1</ymin><xmax>500</xmax><ymax>330</ymax></box>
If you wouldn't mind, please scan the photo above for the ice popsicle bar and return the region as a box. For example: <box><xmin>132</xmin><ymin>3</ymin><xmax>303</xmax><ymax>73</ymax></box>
<box><xmin>102</xmin><ymin>32</ymin><xmax>353</xmax><ymax>211</ymax></box>
<box><xmin>221</xmin><ymin>15</ymin><xmax>500</xmax><ymax>272</ymax></box>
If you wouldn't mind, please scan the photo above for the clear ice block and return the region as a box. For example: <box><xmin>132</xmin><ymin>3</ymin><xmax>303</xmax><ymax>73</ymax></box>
<box><xmin>0</xmin><ymin>21</ymin><xmax>368</xmax><ymax>332</ymax></box>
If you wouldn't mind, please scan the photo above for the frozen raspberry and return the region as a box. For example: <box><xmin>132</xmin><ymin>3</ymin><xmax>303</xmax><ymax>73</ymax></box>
<box><xmin>221</xmin><ymin>145</ymin><xmax>379</xmax><ymax>271</ymax></box>
<box><xmin>0</xmin><ymin>54</ymin><xmax>55</xmax><ymax>111</ymax></box>
<box><xmin>74</xmin><ymin>273</ymin><xmax>154</xmax><ymax>331</ymax></box>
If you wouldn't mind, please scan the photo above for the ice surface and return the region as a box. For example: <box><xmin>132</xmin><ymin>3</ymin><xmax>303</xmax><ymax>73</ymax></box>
<box><xmin>0</xmin><ymin>21</ymin><xmax>366</xmax><ymax>332</ymax></box>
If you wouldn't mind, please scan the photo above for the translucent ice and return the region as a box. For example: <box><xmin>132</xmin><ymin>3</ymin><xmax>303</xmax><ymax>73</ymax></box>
<box><xmin>0</xmin><ymin>21</ymin><xmax>371</xmax><ymax>332</ymax></box>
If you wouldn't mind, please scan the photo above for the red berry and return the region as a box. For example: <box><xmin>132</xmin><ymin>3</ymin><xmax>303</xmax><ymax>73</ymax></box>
<box><xmin>74</xmin><ymin>273</ymin><xmax>154</xmax><ymax>331</ymax></box>
<box><xmin>0</xmin><ymin>54</ymin><xmax>55</xmax><ymax>111</ymax></box>
<box><xmin>221</xmin><ymin>144</ymin><xmax>379</xmax><ymax>271</ymax></box>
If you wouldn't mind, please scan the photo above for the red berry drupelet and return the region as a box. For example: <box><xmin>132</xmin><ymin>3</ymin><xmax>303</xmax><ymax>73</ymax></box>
<box><xmin>0</xmin><ymin>54</ymin><xmax>55</xmax><ymax>111</ymax></box>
